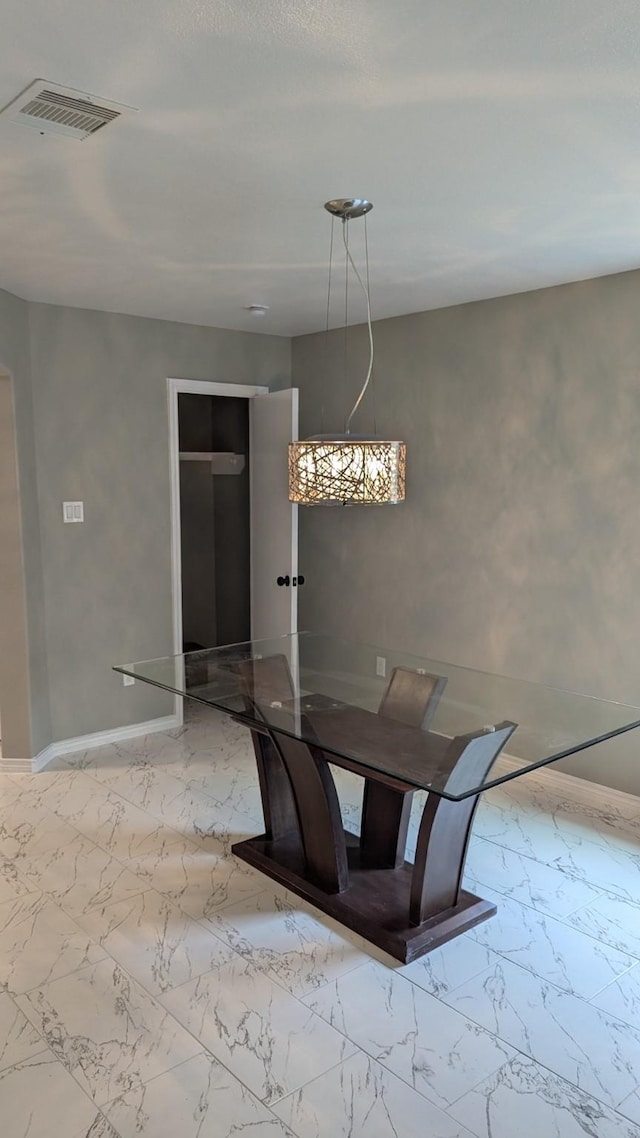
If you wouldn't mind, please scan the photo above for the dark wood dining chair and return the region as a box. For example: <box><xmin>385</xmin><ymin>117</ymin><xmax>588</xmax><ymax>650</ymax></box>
<box><xmin>360</xmin><ymin>666</ymin><xmax>448</xmax><ymax>869</ymax></box>
<box><xmin>378</xmin><ymin>666</ymin><xmax>447</xmax><ymax>730</ymax></box>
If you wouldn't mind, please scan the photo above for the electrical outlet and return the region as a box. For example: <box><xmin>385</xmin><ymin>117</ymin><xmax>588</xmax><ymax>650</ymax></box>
<box><xmin>376</xmin><ymin>656</ymin><xmax>386</xmax><ymax>678</ymax></box>
<box><xmin>63</xmin><ymin>501</ymin><xmax>84</xmax><ymax>523</ymax></box>
<box><xmin>122</xmin><ymin>674</ymin><xmax>135</xmax><ymax>687</ymax></box>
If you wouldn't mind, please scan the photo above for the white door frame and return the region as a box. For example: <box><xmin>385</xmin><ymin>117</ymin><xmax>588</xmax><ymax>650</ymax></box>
<box><xmin>167</xmin><ymin>377</ymin><xmax>269</xmax><ymax>725</ymax></box>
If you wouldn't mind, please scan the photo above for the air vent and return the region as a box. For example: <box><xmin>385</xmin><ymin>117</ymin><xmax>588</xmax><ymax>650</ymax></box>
<box><xmin>0</xmin><ymin>80</ymin><xmax>136</xmax><ymax>140</ymax></box>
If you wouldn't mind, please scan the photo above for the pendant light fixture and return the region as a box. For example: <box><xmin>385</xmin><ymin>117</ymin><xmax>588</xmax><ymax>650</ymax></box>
<box><xmin>288</xmin><ymin>198</ymin><xmax>406</xmax><ymax>506</ymax></box>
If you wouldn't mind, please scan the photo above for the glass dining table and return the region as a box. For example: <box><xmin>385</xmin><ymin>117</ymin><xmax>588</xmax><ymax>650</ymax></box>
<box><xmin>115</xmin><ymin>632</ymin><xmax>640</xmax><ymax>963</ymax></box>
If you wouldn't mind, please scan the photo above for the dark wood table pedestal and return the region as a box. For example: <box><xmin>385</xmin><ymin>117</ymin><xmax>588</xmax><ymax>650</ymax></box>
<box><xmin>232</xmin><ymin>717</ymin><xmax>516</xmax><ymax>963</ymax></box>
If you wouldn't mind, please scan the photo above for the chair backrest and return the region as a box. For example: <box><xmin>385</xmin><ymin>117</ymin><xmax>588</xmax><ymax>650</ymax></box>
<box><xmin>235</xmin><ymin>653</ymin><xmax>295</xmax><ymax>709</ymax></box>
<box><xmin>378</xmin><ymin>666</ymin><xmax>447</xmax><ymax>731</ymax></box>
<box><xmin>441</xmin><ymin>721</ymin><xmax>518</xmax><ymax>797</ymax></box>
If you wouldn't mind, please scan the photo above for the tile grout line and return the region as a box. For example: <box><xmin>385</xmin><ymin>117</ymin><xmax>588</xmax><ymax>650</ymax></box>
<box><xmin>425</xmin><ymin>958</ymin><xmax>640</xmax><ymax>1127</ymax></box>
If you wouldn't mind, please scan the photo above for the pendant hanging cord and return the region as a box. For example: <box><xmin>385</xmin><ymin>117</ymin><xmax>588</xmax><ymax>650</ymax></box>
<box><xmin>343</xmin><ymin>217</ymin><xmax>375</xmax><ymax>434</ymax></box>
<box><xmin>364</xmin><ymin>212</ymin><xmax>377</xmax><ymax>436</ymax></box>
<box><xmin>321</xmin><ymin>216</ymin><xmax>335</xmax><ymax>435</ymax></box>
<box><xmin>343</xmin><ymin>218</ymin><xmax>349</xmax><ymax>429</ymax></box>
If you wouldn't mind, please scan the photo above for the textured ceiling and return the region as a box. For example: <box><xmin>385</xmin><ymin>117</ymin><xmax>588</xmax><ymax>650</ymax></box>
<box><xmin>2</xmin><ymin>0</ymin><xmax>640</xmax><ymax>336</ymax></box>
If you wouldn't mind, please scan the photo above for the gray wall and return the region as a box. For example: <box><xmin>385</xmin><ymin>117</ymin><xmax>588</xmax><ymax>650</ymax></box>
<box><xmin>0</xmin><ymin>373</ymin><xmax>32</xmax><ymax>758</ymax></box>
<box><xmin>293</xmin><ymin>269</ymin><xmax>640</xmax><ymax>796</ymax></box>
<box><xmin>0</xmin><ymin>289</ymin><xmax>51</xmax><ymax>756</ymax></box>
<box><xmin>4</xmin><ymin>298</ymin><xmax>289</xmax><ymax>751</ymax></box>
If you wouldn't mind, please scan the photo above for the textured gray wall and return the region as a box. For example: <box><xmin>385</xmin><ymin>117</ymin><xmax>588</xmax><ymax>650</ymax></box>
<box><xmin>294</xmin><ymin>269</ymin><xmax>640</xmax><ymax>795</ymax></box>
<box><xmin>24</xmin><ymin>302</ymin><xmax>290</xmax><ymax>745</ymax></box>
<box><xmin>0</xmin><ymin>290</ymin><xmax>51</xmax><ymax>756</ymax></box>
<box><xmin>0</xmin><ymin>374</ymin><xmax>32</xmax><ymax>758</ymax></box>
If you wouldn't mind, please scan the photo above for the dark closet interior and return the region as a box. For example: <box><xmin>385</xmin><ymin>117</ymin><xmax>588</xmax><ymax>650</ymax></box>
<box><xmin>178</xmin><ymin>393</ymin><xmax>250</xmax><ymax>650</ymax></box>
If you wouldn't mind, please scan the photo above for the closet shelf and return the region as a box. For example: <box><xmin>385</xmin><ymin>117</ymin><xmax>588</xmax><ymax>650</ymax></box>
<box><xmin>179</xmin><ymin>452</ymin><xmax>245</xmax><ymax>475</ymax></box>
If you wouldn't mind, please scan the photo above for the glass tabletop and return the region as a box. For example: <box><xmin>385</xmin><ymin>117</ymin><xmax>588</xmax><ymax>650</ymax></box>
<box><xmin>114</xmin><ymin>632</ymin><xmax>640</xmax><ymax>801</ymax></box>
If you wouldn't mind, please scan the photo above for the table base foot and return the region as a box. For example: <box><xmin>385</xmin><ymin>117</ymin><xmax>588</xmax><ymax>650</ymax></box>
<box><xmin>232</xmin><ymin>830</ymin><xmax>496</xmax><ymax>964</ymax></box>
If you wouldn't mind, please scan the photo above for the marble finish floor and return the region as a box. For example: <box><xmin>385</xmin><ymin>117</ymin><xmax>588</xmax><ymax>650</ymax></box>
<box><xmin>1</xmin><ymin>704</ymin><xmax>640</xmax><ymax>1136</ymax></box>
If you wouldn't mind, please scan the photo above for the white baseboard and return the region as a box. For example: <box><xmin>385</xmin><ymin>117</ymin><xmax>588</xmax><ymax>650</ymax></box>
<box><xmin>0</xmin><ymin>715</ymin><xmax>180</xmax><ymax>774</ymax></box>
<box><xmin>0</xmin><ymin>757</ymin><xmax>35</xmax><ymax>773</ymax></box>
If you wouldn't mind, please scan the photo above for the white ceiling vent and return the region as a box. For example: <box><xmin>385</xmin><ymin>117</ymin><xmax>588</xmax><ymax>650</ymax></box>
<box><xmin>0</xmin><ymin>80</ymin><xmax>136</xmax><ymax>140</ymax></box>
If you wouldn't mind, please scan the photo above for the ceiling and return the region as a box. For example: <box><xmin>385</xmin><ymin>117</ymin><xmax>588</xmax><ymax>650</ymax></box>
<box><xmin>2</xmin><ymin>0</ymin><xmax>640</xmax><ymax>337</ymax></box>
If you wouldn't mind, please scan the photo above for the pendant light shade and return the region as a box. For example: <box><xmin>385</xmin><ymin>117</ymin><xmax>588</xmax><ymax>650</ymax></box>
<box><xmin>288</xmin><ymin>198</ymin><xmax>406</xmax><ymax>506</ymax></box>
<box><xmin>289</xmin><ymin>437</ymin><xmax>406</xmax><ymax>505</ymax></box>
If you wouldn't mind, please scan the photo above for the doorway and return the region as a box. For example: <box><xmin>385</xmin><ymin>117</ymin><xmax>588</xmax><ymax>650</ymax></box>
<box><xmin>167</xmin><ymin>378</ymin><xmax>299</xmax><ymax>726</ymax></box>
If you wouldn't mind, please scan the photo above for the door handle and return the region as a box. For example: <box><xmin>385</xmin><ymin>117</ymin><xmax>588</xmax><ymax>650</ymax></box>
<box><xmin>277</xmin><ymin>575</ymin><xmax>290</xmax><ymax>587</ymax></box>
<box><xmin>292</xmin><ymin>575</ymin><xmax>305</xmax><ymax>586</ymax></box>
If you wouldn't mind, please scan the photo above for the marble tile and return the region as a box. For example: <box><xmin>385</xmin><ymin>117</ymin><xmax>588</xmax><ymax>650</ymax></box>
<box><xmin>17</xmin><ymin>958</ymin><xmax>202</xmax><ymax>1106</ymax></box>
<box><xmin>463</xmin><ymin>836</ymin><xmax>603</xmax><ymax>918</ymax></box>
<box><xmin>272</xmin><ymin>1050</ymin><xmax>473</xmax><ymax>1138</ymax></box>
<box><xmin>617</xmin><ymin>1088</ymin><xmax>640</xmax><ymax>1128</ymax></box>
<box><xmin>74</xmin><ymin>1116</ymin><xmax>122</xmax><ymax>1138</ymax></box>
<box><xmin>0</xmin><ymin>1051</ymin><xmax>106</xmax><ymax>1138</ymax></box>
<box><xmin>0</xmin><ymin>991</ymin><xmax>47</xmax><ymax>1072</ymax></box>
<box><xmin>207</xmin><ymin>887</ymin><xmax>369</xmax><ymax>997</ymax></box>
<box><xmin>0</xmin><ymin>892</ymin><xmax>106</xmax><ymax>995</ymax></box>
<box><xmin>30</xmin><ymin>774</ymin><xmax>190</xmax><ymax>861</ymax></box>
<box><xmin>16</xmin><ymin>827</ymin><xmax>147</xmax><ymax>919</ymax></box>
<box><xmin>476</xmin><ymin>782</ymin><xmax>546</xmax><ymax>826</ymax></box>
<box><xmin>79</xmin><ymin>755</ymin><xmax>186</xmax><ymax>807</ymax></box>
<box><xmin>0</xmin><ymin>798</ymin><xmax>74</xmax><ymax>861</ymax></box>
<box><xmin>148</xmin><ymin>713</ymin><xmax>256</xmax><ymax>782</ymax></box>
<box><xmin>127</xmin><ymin>834</ymin><xmax>265</xmax><ymax>919</ymax></box>
<box><xmin>471</xmin><ymin>798</ymin><xmax>552</xmax><ymax>852</ymax></box>
<box><xmin>4</xmin><ymin>766</ymin><xmax>96</xmax><ymax>813</ymax></box>
<box><xmin>104</xmin><ymin>1052</ymin><xmax>292</xmax><ymax>1137</ymax></box>
<box><xmin>443</xmin><ymin>956</ymin><xmax>640</xmax><ymax>1112</ymax></box>
<box><xmin>472</xmin><ymin>811</ymin><xmax>640</xmax><ymax>901</ymax></box>
<box><xmin>186</xmin><ymin>768</ymin><xmax>263</xmax><ymax>821</ymax></box>
<box><xmin>332</xmin><ymin>766</ymin><xmax>364</xmax><ymax>835</ymax></box>
<box><xmin>449</xmin><ymin>1053</ymin><xmax>640</xmax><ymax>1138</ymax></box>
<box><xmin>591</xmin><ymin>963</ymin><xmax>640</xmax><ymax>1027</ymax></box>
<box><xmin>540</xmin><ymin>794</ymin><xmax>640</xmax><ymax>841</ymax></box>
<box><xmin>0</xmin><ymin>857</ymin><xmax>39</xmax><ymax>905</ymax></box>
<box><xmin>473</xmin><ymin>778</ymin><xmax>637</xmax><ymax>864</ymax></box>
<box><xmin>0</xmin><ymin>777</ymin><xmax>23</xmax><ymax>810</ymax></box>
<box><xmin>73</xmin><ymin>750</ymin><xmax>259</xmax><ymax>847</ymax></box>
<box><xmin>303</xmin><ymin>960</ymin><xmax>514</xmax><ymax>1110</ymax></box>
<box><xmin>85</xmin><ymin>747</ymin><xmax>263</xmax><ymax>822</ymax></box>
<box><xmin>161</xmin><ymin>956</ymin><xmax>356</xmax><ymax>1105</ymax></box>
<box><xmin>76</xmin><ymin>888</ymin><xmax>237</xmax><ymax>995</ymax></box>
<box><xmin>466</xmin><ymin>886</ymin><xmax>635</xmax><ymax>998</ymax></box>
<box><xmin>129</xmin><ymin>779</ymin><xmax>259</xmax><ymax>848</ymax></box>
<box><xmin>399</xmin><ymin>934</ymin><xmax>497</xmax><ymax>997</ymax></box>
<box><xmin>565</xmin><ymin>891</ymin><xmax>640</xmax><ymax>959</ymax></box>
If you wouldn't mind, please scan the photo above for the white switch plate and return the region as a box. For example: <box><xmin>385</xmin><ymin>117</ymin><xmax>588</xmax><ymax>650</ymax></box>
<box><xmin>63</xmin><ymin>501</ymin><xmax>84</xmax><ymax>523</ymax></box>
<box><xmin>376</xmin><ymin>655</ymin><xmax>386</xmax><ymax>678</ymax></box>
<box><xmin>122</xmin><ymin>674</ymin><xmax>135</xmax><ymax>686</ymax></box>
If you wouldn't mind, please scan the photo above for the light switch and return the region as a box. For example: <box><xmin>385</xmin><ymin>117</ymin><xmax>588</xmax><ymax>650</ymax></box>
<box><xmin>63</xmin><ymin>501</ymin><xmax>84</xmax><ymax>523</ymax></box>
